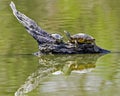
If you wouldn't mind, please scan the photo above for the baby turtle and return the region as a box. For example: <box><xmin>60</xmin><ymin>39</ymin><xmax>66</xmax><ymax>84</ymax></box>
<box><xmin>51</xmin><ymin>33</ymin><xmax>63</xmax><ymax>43</ymax></box>
<box><xmin>64</xmin><ymin>30</ymin><xmax>95</xmax><ymax>44</ymax></box>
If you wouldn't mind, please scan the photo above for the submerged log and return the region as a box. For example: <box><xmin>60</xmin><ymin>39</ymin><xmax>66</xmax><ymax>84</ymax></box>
<box><xmin>10</xmin><ymin>2</ymin><xmax>110</xmax><ymax>55</ymax></box>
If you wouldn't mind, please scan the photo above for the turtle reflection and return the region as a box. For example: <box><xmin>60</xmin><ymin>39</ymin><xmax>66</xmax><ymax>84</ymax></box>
<box><xmin>61</xmin><ymin>61</ymin><xmax>96</xmax><ymax>75</ymax></box>
<box><xmin>15</xmin><ymin>54</ymin><xmax>105</xmax><ymax>96</ymax></box>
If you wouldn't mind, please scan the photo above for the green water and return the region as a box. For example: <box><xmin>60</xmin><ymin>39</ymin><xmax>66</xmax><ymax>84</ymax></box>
<box><xmin>0</xmin><ymin>0</ymin><xmax>120</xmax><ymax>96</ymax></box>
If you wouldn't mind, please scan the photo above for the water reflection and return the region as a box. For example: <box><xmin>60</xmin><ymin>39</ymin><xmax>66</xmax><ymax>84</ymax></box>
<box><xmin>15</xmin><ymin>53</ymin><xmax>105</xmax><ymax>96</ymax></box>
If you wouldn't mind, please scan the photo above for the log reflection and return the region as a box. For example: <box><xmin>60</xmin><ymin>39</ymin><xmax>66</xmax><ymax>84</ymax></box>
<box><xmin>15</xmin><ymin>54</ymin><xmax>105</xmax><ymax>96</ymax></box>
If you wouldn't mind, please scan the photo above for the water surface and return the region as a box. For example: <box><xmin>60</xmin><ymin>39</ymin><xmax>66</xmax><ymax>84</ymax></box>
<box><xmin>0</xmin><ymin>0</ymin><xmax>120</xmax><ymax>96</ymax></box>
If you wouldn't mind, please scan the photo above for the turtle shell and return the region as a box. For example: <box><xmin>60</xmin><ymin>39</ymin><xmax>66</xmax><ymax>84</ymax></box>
<box><xmin>70</xmin><ymin>33</ymin><xmax>95</xmax><ymax>43</ymax></box>
<box><xmin>51</xmin><ymin>34</ymin><xmax>63</xmax><ymax>40</ymax></box>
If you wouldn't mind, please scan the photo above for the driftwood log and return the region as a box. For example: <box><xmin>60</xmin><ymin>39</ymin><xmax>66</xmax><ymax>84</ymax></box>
<box><xmin>10</xmin><ymin>2</ymin><xmax>110</xmax><ymax>55</ymax></box>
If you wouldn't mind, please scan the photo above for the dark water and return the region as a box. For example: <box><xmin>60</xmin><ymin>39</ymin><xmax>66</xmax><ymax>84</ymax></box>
<box><xmin>0</xmin><ymin>0</ymin><xmax>120</xmax><ymax>96</ymax></box>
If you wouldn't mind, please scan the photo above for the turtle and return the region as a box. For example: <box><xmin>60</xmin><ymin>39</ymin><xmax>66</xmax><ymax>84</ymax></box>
<box><xmin>64</xmin><ymin>30</ymin><xmax>99</xmax><ymax>52</ymax></box>
<box><xmin>51</xmin><ymin>33</ymin><xmax>63</xmax><ymax>43</ymax></box>
<box><xmin>64</xmin><ymin>30</ymin><xmax>95</xmax><ymax>44</ymax></box>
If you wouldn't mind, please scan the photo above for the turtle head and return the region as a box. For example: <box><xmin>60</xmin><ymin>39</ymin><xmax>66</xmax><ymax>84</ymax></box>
<box><xmin>64</xmin><ymin>30</ymin><xmax>71</xmax><ymax>40</ymax></box>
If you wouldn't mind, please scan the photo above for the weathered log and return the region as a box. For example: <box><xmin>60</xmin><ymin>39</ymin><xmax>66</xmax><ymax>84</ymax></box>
<box><xmin>10</xmin><ymin>2</ymin><xmax>110</xmax><ymax>55</ymax></box>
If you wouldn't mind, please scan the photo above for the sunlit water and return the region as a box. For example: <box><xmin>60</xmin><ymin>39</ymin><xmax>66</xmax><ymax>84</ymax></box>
<box><xmin>0</xmin><ymin>0</ymin><xmax>120</xmax><ymax>96</ymax></box>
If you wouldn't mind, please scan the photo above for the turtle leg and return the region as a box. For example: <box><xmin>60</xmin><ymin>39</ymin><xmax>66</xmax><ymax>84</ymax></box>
<box><xmin>75</xmin><ymin>40</ymin><xmax>78</xmax><ymax>48</ymax></box>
